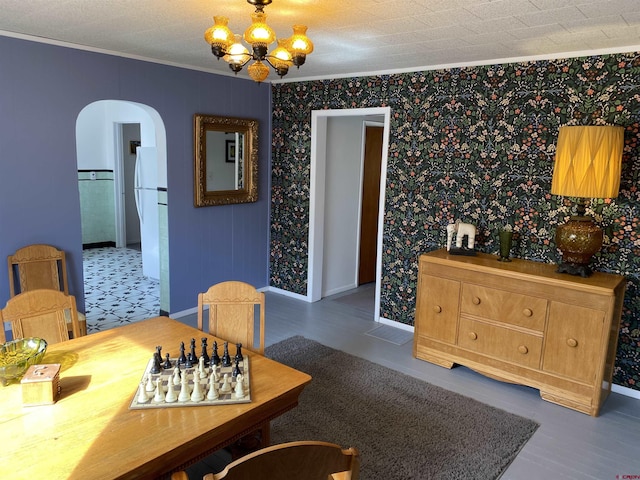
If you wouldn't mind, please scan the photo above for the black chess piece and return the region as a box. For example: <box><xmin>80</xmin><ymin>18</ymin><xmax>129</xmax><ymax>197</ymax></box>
<box><xmin>232</xmin><ymin>357</ymin><xmax>241</xmax><ymax>377</ymax></box>
<box><xmin>156</xmin><ymin>345</ymin><xmax>163</xmax><ymax>362</ymax></box>
<box><xmin>201</xmin><ymin>337</ymin><xmax>210</xmax><ymax>366</ymax></box>
<box><xmin>178</xmin><ymin>341</ymin><xmax>187</xmax><ymax>365</ymax></box>
<box><xmin>222</xmin><ymin>342</ymin><xmax>231</xmax><ymax>367</ymax></box>
<box><xmin>211</xmin><ymin>341</ymin><xmax>220</xmax><ymax>366</ymax></box>
<box><xmin>163</xmin><ymin>353</ymin><xmax>172</xmax><ymax>369</ymax></box>
<box><xmin>188</xmin><ymin>338</ymin><xmax>197</xmax><ymax>364</ymax></box>
<box><xmin>150</xmin><ymin>352</ymin><xmax>162</xmax><ymax>374</ymax></box>
<box><xmin>234</xmin><ymin>343</ymin><xmax>243</xmax><ymax>363</ymax></box>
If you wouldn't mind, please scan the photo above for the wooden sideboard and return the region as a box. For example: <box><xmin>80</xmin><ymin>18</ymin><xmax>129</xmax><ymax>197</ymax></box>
<box><xmin>413</xmin><ymin>249</ymin><xmax>626</xmax><ymax>416</ymax></box>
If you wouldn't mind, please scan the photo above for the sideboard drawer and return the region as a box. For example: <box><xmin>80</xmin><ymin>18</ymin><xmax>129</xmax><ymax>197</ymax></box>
<box><xmin>458</xmin><ymin>317</ymin><xmax>543</xmax><ymax>369</ymax></box>
<box><xmin>461</xmin><ymin>283</ymin><xmax>547</xmax><ymax>331</ymax></box>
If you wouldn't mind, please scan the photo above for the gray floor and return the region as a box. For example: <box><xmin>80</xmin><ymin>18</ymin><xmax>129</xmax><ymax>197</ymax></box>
<box><xmin>176</xmin><ymin>285</ymin><xmax>640</xmax><ymax>479</ymax></box>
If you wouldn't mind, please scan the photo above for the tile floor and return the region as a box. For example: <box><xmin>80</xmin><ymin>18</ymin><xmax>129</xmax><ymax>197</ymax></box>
<box><xmin>83</xmin><ymin>247</ymin><xmax>160</xmax><ymax>333</ymax></box>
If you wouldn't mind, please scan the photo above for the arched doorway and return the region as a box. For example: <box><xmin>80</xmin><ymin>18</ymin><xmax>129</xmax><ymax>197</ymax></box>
<box><xmin>76</xmin><ymin>100</ymin><xmax>169</xmax><ymax>331</ymax></box>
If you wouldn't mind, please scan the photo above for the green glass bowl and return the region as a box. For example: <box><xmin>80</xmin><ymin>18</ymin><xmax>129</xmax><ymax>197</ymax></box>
<box><xmin>0</xmin><ymin>337</ymin><xmax>48</xmax><ymax>386</ymax></box>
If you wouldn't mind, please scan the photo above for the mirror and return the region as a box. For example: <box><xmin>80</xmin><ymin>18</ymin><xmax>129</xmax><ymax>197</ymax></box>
<box><xmin>194</xmin><ymin>113</ymin><xmax>258</xmax><ymax>206</ymax></box>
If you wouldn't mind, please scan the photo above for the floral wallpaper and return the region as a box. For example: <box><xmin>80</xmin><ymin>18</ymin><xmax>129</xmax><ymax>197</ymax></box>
<box><xmin>270</xmin><ymin>52</ymin><xmax>640</xmax><ymax>390</ymax></box>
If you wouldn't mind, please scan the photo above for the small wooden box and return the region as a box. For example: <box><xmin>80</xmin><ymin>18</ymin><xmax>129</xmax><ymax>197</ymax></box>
<box><xmin>21</xmin><ymin>364</ymin><xmax>61</xmax><ymax>406</ymax></box>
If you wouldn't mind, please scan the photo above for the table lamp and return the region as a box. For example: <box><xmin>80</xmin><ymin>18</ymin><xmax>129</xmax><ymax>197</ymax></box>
<box><xmin>550</xmin><ymin>125</ymin><xmax>624</xmax><ymax>277</ymax></box>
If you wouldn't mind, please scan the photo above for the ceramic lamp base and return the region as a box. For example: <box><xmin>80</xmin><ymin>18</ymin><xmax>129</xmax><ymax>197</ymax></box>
<box><xmin>555</xmin><ymin>215</ymin><xmax>602</xmax><ymax>278</ymax></box>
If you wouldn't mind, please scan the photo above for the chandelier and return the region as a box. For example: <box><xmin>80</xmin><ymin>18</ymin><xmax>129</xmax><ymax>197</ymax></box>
<box><xmin>204</xmin><ymin>0</ymin><xmax>314</xmax><ymax>83</ymax></box>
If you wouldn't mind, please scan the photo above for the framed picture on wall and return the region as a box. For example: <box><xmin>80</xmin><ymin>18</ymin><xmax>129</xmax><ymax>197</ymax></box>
<box><xmin>226</xmin><ymin>140</ymin><xmax>236</xmax><ymax>163</ymax></box>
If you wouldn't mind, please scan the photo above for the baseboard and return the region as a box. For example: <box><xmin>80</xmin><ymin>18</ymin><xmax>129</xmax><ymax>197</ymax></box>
<box><xmin>266</xmin><ymin>286</ymin><xmax>310</xmax><ymax>302</ymax></box>
<box><xmin>171</xmin><ymin>306</ymin><xmax>199</xmax><ymax>319</ymax></box>
<box><xmin>612</xmin><ymin>384</ymin><xmax>640</xmax><ymax>400</ymax></box>
<box><xmin>377</xmin><ymin>316</ymin><xmax>415</xmax><ymax>333</ymax></box>
<box><xmin>82</xmin><ymin>241</ymin><xmax>116</xmax><ymax>249</ymax></box>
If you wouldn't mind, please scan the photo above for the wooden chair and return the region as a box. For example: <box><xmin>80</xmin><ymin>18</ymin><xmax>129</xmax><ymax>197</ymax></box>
<box><xmin>0</xmin><ymin>289</ymin><xmax>83</xmax><ymax>344</ymax></box>
<box><xmin>197</xmin><ymin>281</ymin><xmax>265</xmax><ymax>354</ymax></box>
<box><xmin>7</xmin><ymin>244</ymin><xmax>87</xmax><ymax>336</ymax></box>
<box><xmin>170</xmin><ymin>441</ymin><xmax>359</xmax><ymax>480</ymax></box>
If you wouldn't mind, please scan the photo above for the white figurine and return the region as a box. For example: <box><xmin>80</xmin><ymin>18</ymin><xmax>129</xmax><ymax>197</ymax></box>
<box><xmin>446</xmin><ymin>219</ymin><xmax>476</xmax><ymax>251</ymax></box>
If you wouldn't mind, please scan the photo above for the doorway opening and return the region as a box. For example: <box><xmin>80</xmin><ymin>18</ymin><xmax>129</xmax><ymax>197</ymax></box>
<box><xmin>76</xmin><ymin>100</ymin><xmax>168</xmax><ymax>332</ymax></box>
<box><xmin>308</xmin><ymin>107</ymin><xmax>391</xmax><ymax>323</ymax></box>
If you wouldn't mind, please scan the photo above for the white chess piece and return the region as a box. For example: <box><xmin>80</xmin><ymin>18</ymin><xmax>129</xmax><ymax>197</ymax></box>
<box><xmin>191</xmin><ymin>377</ymin><xmax>204</xmax><ymax>402</ymax></box>
<box><xmin>220</xmin><ymin>373</ymin><xmax>232</xmax><ymax>393</ymax></box>
<box><xmin>198</xmin><ymin>357</ymin><xmax>207</xmax><ymax>380</ymax></box>
<box><xmin>172</xmin><ymin>367</ymin><xmax>181</xmax><ymax>386</ymax></box>
<box><xmin>137</xmin><ymin>382</ymin><xmax>150</xmax><ymax>404</ymax></box>
<box><xmin>165</xmin><ymin>381</ymin><xmax>178</xmax><ymax>403</ymax></box>
<box><xmin>145</xmin><ymin>375</ymin><xmax>155</xmax><ymax>392</ymax></box>
<box><xmin>153</xmin><ymin>378</ymin><xmax>165</xmax><ymax>402</ymax></box>
<box><xmin>207</xmin><ymin>373</ymin><xmax>219</xmax><ymax>400</ymax></box>
<box><xmin>178</xmin><ymin>370</ymin><xmax>191</xmax><ymax>402</ymax></box>
<box><xmin>234</xmin><ymin>374</ymin><xmax>245</xmax><ymax>398</ymax></box>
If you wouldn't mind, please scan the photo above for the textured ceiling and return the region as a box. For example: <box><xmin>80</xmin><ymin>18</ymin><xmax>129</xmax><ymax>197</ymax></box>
<box><xmin>1</xmin><ymin>0</ymin><xmax>640</xmax><ymax>83</ymax></box>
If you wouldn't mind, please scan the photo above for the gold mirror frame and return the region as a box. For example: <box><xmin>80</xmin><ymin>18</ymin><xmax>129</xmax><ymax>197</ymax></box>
<box><xmin>194</xmin><ymin>113</ymin><xmax>258</xmax><ymax>207</ymax></box>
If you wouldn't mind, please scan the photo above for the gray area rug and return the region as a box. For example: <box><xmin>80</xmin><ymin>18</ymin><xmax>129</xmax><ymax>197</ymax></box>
<box><xmin>266</xmin><ymin>336</ymin><xmax>539</xmax><ymax>480</ymax></box>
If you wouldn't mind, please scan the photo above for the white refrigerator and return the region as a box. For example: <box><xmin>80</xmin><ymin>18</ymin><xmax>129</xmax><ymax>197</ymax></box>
<box><xmin>134</xmin><ymin>146</ymin><xmax>160</xmax><ymax>280</ymax></box>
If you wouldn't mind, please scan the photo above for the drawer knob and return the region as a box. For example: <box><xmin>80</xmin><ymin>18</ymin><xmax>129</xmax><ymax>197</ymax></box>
<box><xmin>567</xmin><ymin>338</ymin><xmax>578</xmax><ymax>348</ymax></box>
<box><xmin>468</xmin><ymin>332</ymin><xmax>478</xmax><ymax>340</ymax></box>
<box><xmin>518</xmin><ymin>345</ymin><xmax>529</xmax><ymax>354</ymax></box>
<box><xmin>522</xmin><ymin>308</ymin><xmax>533</xmax><ymax>317</ymax></box>
<box><xmin>472</xmin><ymin>297</ymin><xmax>481</xmax><ymax>305</ymax></box>
<box><xmin>433</xmin><ymin>305</ymin><xmax>442</xmax><ymax>313</ymax></box>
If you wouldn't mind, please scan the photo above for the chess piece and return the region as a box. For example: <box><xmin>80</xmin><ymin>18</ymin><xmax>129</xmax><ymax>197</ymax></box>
<box><xmin>198</xmin><ymin>356</ymin><xmax>207</xmax><ymax>379</ymax></box>
<box><xmin>190</xmin><ymin>377</ymin><xmax>204</xmax><ymax>402</ymax></box>
<box><xmin>178</xmin><ymin>341</ymin><xmax>187</xmax><ymax>365</ymax></box>
<box><xmin>184</xmin><ymin>353</ymin><xmax>193</xmax><ymax>368</ymax></box>
<box><xmin>220</xmin><ymin>373</ymin><xmax>232</xmax><ymax>393</ymax></box>
<box><xmin>234</xmin><ymin>343</ymin><xmax>243</xmax><ymax>362</ymax></box>
<box><xmin>207</xmin><ymin>374</ymin><xmax>219</xmax><ymax>400</ymax></box>
<box><xmin>234</xmin><ymin>374</ymin><xmax>245</xmax><ymax>398</ymax></box>
<box><xmin>232</xmin><ymin>358</ymin><xmax>241</xmax><ymax>378</ymax></box>
<box><xmin>150</xmin><ymin>352</ymin><xmax>162</xmax><ymax>374</ymax></box>
<box><xmin>137</xmin><ymin>382</ymin><xmax>150</xmax><ymax>404</ymax></box>
<box><xmin>188</xmin><ymin>338</ymin><xmax>197</xmax><ymax>364</ymax></box>
<box><xmin>222</xmin><ymin>342</ymin><xmax>231</xmax><ymax>367</ymax></box>
<box><xmin>178</xmin><ymin>371</ymin><xmax>191</xmax><ymax>402</ymax></box>
<box><xmin>165</xmin><ymin>382</ymin><xmax>177</xmax><ymax>403</ymax></box>
<box><xmin>211</xmin><ymin>341</ymin><xmax>220</xmax><ymax>366</ymax></box>
<box><xmin>172</xmin><ymin>366</ymin><xmax>181</xmax><ymax>386</ymax></box>
<box><xmin>201</xmin><ymin>337</ymin><xmax>210</xmax><ymax>366</ymax></box>
<box><xmin>163</xmin><ymin>353</ymin><xmax>172</xmax><ymax>370</ymax></box>
<box><xmin>153</xmin><ymin>378</ymin><xmax>165</xmax><ymax>402</ymax></box>
<box><xmin>156</xmin><ymin>345</ymin><xmax>163</xmax><ymax>362</ymax></box>
<box><xmin>145</xmin><ymin>375</ymin><xmax>155</xmax><ymax>393</ymax></box>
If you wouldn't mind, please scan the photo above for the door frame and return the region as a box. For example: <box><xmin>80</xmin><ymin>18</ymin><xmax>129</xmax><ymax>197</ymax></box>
<box><xmin>308</xmin><ymin>107</ymin><xmax>391</xmax><ymax>322</ymax></box>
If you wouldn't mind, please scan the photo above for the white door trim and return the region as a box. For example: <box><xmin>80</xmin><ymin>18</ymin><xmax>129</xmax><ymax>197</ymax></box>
<box><xmin>308</xmin><ymin>107</ymin><xmax>391</xmax><ymax>323</ymax></box>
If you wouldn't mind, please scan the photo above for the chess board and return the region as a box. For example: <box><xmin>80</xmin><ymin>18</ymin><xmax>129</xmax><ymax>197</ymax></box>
<box><xmin>129</xmin><ymin>355</ymin><xmax>251</xmax><ymax>410</ymax></box>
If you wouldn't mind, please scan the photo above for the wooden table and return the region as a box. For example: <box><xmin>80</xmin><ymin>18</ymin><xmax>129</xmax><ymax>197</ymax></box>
<box><xmin>0</xmin><ymin>317</ymin><xmax>311</xmax><ymax>479</ymax></box>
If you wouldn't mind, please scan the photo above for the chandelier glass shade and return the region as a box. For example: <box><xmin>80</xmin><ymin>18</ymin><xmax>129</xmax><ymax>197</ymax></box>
<box><xmin>204</xmin><ymin>0</ymin><xmax>313</xmax><ymax>83</ymax></box>
<box><xmin>550</xmin><ymin>125</ymin><xmax>624</xmax><ymax>277</ymax></box>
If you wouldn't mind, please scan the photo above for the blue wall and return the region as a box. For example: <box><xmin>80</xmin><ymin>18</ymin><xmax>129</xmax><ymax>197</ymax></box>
<box><xmin>0</xmin><ymin>35</ymin><xmax>271</xmax><ymax>314</ymax></box>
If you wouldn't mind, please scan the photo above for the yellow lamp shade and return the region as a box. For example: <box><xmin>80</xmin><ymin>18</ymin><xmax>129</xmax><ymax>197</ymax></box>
<box><xmin>551</xmin><ymin>125</ymin><xmax>624</xmax><ymax>199</ymax></box>
<box><xmin>287</xmin><ymin>25</ymin><xmax>313</xmax><ymax>55</ymax></box>
<box><xmin>244</xmin><ymin>12</ymin><xmax>276</xmax><ymax>48</ymax></box>
<box><xmin>270</xmin><ymin>39</ymin><xmax>293</xmax><ymax>71</ymax></box>
<box><xmin>204</xmin><ymin>16</ymin><xmax>234</xmax><ymax>50</ymax></box>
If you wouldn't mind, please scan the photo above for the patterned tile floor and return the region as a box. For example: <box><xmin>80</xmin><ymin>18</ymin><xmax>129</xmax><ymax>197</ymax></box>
<box><xmin>83</xmin><ymin>247</ymin><xmax>160</xmax><ymax>333</ymax></box>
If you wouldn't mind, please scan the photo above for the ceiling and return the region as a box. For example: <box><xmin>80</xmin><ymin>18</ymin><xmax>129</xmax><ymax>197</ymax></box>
<box><xmin>1</xmin><ymin>0</ymin><xmax>640</xmax><ymax>83</ymax></box>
